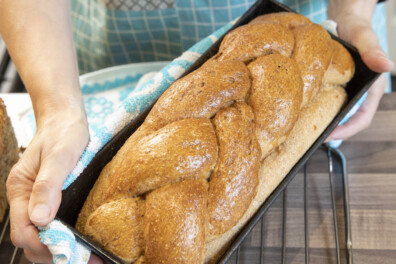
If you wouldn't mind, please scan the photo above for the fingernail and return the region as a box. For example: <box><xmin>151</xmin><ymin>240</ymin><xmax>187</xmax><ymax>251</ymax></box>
<box><xmin>31</xmin><ymin>204</ymin><xmax>51</xmax><ymax>223</ymax></box>
<box><xmin>377</xmin><ymin>53</ymin><xmax>393</xmax><ymax>63</ymax></box>
<box><xmin>384</xmin><ymin>57</ymin><xmax>394</xmax><ymax>68</ymax></box>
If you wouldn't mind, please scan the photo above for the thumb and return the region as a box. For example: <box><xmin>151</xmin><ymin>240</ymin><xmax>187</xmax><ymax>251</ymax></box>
<box><xmin>344</xmin><ymin>21</ymin><xmax>393</xmax><ymax>73</ymax></box>
<box><xmin>28</xmin><ymin>148</ymin><xmax>80</xmax><ymax>226</ymax></box>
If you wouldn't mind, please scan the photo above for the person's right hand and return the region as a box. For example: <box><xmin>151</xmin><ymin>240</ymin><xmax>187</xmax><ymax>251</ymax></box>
<box><xmin>326</xmin><ymin>0</ymin><xmax>394</xmax><ymax>141</ymax></box>
<box><xmin>6</xmin><ymin>107</ymin><xmax>90</xmax><ymax>263</ymax></box>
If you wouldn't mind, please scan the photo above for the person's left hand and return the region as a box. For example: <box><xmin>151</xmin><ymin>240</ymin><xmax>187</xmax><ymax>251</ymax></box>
<box><xmin>326</xmin><ymin>0</ymin><xmax>394</xmax><ymax>141</ymax></box>
<box><xmin>6</xmin><ymin>107</ymin><xmax>102</xmax><ymax>264</ymax></box>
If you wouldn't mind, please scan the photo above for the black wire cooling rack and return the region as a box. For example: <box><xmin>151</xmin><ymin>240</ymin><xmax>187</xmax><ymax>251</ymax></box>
<box><xmin>225</xmin><ymin>145</ymin><xmax>353</xmax><ymax>264</ymax></box>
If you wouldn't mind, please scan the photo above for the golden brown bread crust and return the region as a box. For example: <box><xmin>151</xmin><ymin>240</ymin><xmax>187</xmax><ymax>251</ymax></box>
<box><xmin>76</xmin><ymin>161</ymin><xmax>113</xmax><ymax>232</ymax></box>
<box><xmin>85</xmin><ymin>198</ymin><xmax>145</xmax><ymax>263</ymax></box>
<box><xmin>213</xmin><ymin>23</ymin><xmax>294</xmax><ymax>63</ymax></box>
<box><xmin>144</xmin><ymin>179</ymin><xmax>208</xmax><ymax>264</ymax></box>
<box><xmin>104</xmin><ymin>118</ymin><xmax>217</xmax><ymax>199</ymax></box>
<box><xmin>205</xmin><ymin>85</ymin><xmax>348</xmax><ymax>263</ymax></box>
<box><xmin>121</xmin><ymin>59</ymin><xmax>252</xmax><ymax>154</ymax></box>
<box><xmin>208</xmin><ymin>102</ymin><xmax>261</xmax><ymax>240</ymax></box>
<box><xmin>134</xmin><ymin>257</ymin><xmax>145</xmax><ymax>264</ymax></box>
<box><xmin>250</xmin><ymin>12</ymin><xmax>312</xmax><ymax>29</ymax></box>
<box><xmin>324</xmin><ymin>40</ymin><xmax>355</xmax><ymax>86</ymax></box>
<box><xmin>248</xmin><ymin>54</ymin><xmax>303</xmax><ymax>158</ymax></box>
<box><xmin>0</xmin><ymin>98</ymin><xmax>19</xmax><ymax>222</ymax></box>
<box><xmin>77</xmin><ymin>119</ymin><xmax>217</xmax><ymax>232</ymax></box>
<box><xmin>144</xmin><ymin>60</ymin><xmax>251</xmax><ymax>132</ymax></box>
<box><xmin>292</xmin><ymin>24</ymin><xmax>333</xmax><ymax>107</ymax></box>
<box><xmin>76</xmin><ymin>12</ymin><xmax>354</xmax><ymax>264</ymax></box>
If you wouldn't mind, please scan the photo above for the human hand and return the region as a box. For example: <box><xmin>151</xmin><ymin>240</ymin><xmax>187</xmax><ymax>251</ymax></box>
<box><xmin>326</xmin><ymin>0</ymin><xmax>394</xmax><ymax>141</ymax></box>
<box><xmin>6</xmin><ymin>108</ymin><xmax>100</xmax><ymax>263</ymax></box>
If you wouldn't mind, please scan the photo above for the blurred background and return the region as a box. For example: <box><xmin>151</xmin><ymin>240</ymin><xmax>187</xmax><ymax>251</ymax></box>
<box><xmin>1</xmin><ymin>0</ymin><xmax>396</xmax><ymax>92</ymax></box>
<box><xmin>386</xmin><ymin>0</ymin><xmax>396</xmax><ymax>78</ymax></box>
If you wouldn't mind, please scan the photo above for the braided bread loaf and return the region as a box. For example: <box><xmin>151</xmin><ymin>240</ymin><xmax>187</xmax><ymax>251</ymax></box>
<box><xmin>76</xmin><ymin>12</ymin><xmax>354</xmax><ymax>264</ymax></box>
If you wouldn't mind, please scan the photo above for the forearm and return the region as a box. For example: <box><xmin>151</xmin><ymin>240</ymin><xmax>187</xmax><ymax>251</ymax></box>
<box><xmin>328</xmin><ymin>0</ymin><xmax>377</xmax><ymax>21</ymax></box>
<box><xmin>0</xmin><ymin>0</ymin><xmax>85</xmax><ymax>127</ymax></box>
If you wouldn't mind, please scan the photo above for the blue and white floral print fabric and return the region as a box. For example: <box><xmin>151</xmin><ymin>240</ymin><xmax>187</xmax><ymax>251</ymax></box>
<box><xmin>79</xmin><ymin>62</ymin><xmax>168</xmax><ymax>135</ymax></box>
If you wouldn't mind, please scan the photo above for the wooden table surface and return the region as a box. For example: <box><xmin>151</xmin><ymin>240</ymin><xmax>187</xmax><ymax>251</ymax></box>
<box><xmin>0</xmin><ymin>93</ymin><xmax>395</xmax><ymax>264</ymax></box>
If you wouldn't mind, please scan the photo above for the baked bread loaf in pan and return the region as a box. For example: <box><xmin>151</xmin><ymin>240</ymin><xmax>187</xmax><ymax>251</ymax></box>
<box><xmin>76</xmin><ymin>12</ymin><xmax>354</xmax><ymax>264</ymax></box>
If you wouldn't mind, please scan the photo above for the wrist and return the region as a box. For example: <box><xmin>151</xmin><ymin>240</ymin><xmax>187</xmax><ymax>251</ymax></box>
<box><xmin>328</xmin><ymin>0</ymin><xmax>377</xmax><ymax>22</ymax></box>
<box><xmin>31</xmin><ymin>86</ymin><xmax>87</xmax><ymax>129</ymax></box>
<box><xmin>36</xmin><ymin>107</ymin><xmax>89</xmax><ymax>141</ymax></box>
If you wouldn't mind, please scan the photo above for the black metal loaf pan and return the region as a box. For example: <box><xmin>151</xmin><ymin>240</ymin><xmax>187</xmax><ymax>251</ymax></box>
<box><xmin>56</xmin><ymin>0</ymin><xmax>380</xmax><ymax>263</ymax></box>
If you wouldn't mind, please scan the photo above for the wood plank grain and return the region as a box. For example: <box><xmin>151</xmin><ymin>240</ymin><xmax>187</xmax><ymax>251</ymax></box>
<box><xmin>227</xmin><ymin>247</ymin><xmax>344</xmax><ymax>264</ymax></box>
<box><xmin>250</xmin><ymin>209</ymin><xmax>344</xmax><ymax>248</ymax></box>
<box><xmin>351</xmin><ymin>209</ymin><xmax>396</xmax><ymax>250</ymax></box>
<box><xmin>339</xmin><ymin>141</ymin><xmax>396</xmax><ymax>173</ymax></box>
<box><xmin>237</xmin><ymin>173</ymin><xmax>396</xmax><ymax>258</ymax></box>
<box><xmin>272</xmin><ymin>173</ymin><xmax>346</xmax><ymax>210</ymax></box>
<box><xmin>377</xmin><ymin>93</ymin><xmax>396</xmax><ymax>111</ymax></box>
<box><xmin>252</xmin><ymin>204</ymin><xmax>352</xmax><ymax>251</ymax></box>
<box><xmin>227</xmin><ymin>248</ymin><xmax>396</xmax><ymax>264</ymax></box>
<box><xmin>349</xmin><ymin>173</ymin><xmax>396</xmax><ymax>210</ymax></box>
<box><xmin>352</xmin><ymin>249</ymin><xmax>396</xmax><ymax>264</ymax></box>
<box><xmin>347</xmin><ymin>111</ymin><xmax>396</xmax><ymax>142</ymax></box>
<box><xmin>304</xmin><ymin>142</ymin><xmax>396</xmax><ymax>174</ymax></box>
